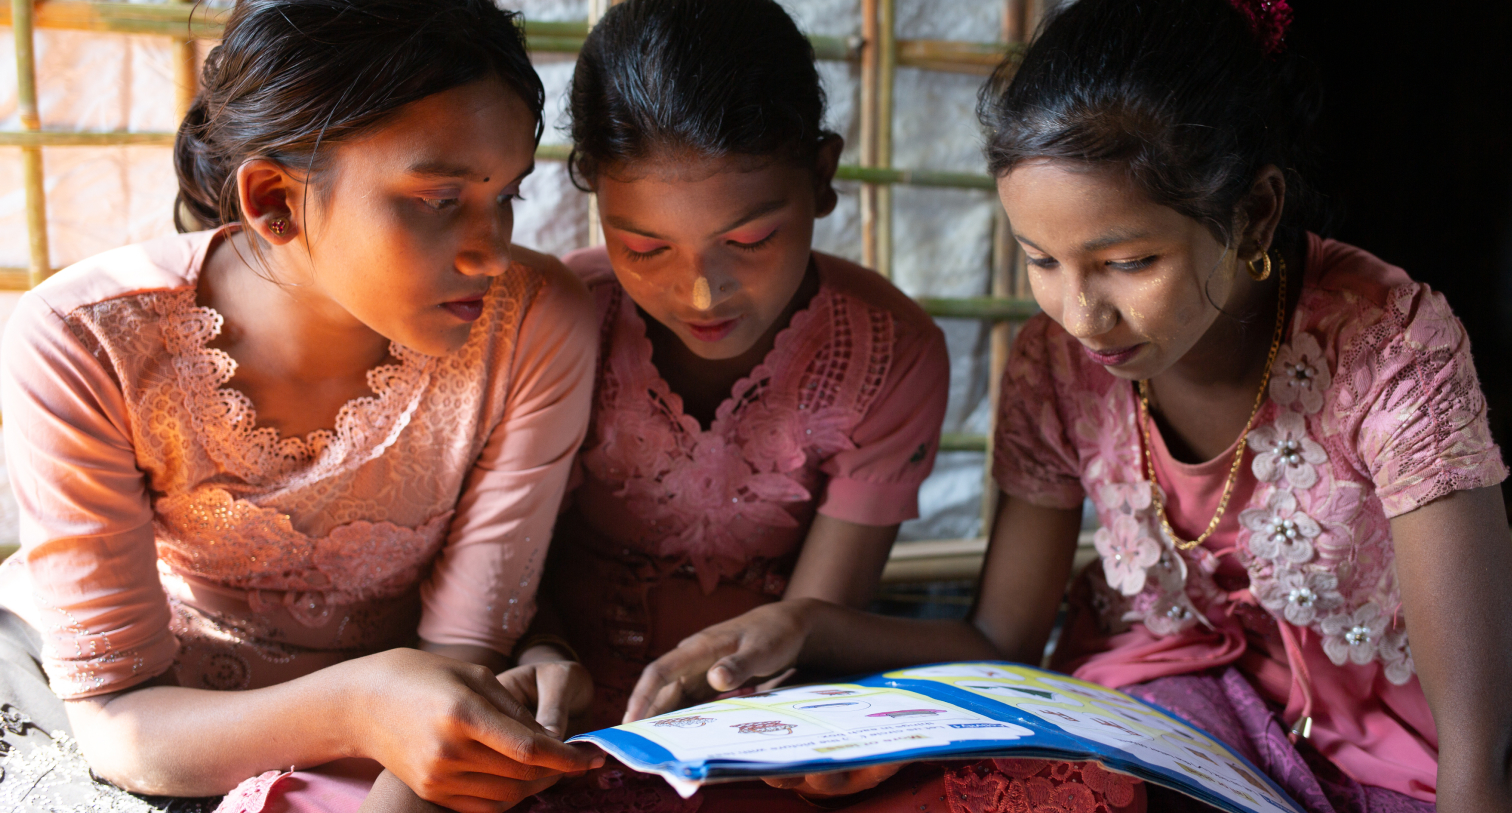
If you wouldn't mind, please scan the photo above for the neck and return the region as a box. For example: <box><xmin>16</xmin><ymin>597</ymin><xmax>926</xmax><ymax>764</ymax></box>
<box><xmin>1156</xmin><ymin>241</ymin><xmax>1300</xmax><ymax>396</ymax></box>
<box><xmin>200</xmin><ymin>230</ymin><xmax>391</xmax><ymax>383</ymax></box>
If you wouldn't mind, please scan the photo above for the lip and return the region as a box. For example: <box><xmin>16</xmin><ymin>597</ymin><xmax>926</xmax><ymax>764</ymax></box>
<box><xmin>1082</xmin><ymin>342</ymin><xmax>1145</xmax><ymax>367</ymax></box>
<box><xmin>683</xmin><ymin>316</ymin><xmax>741</xmax><ymax>343</ymax></box>
<box><xmin>440</xmin><ymin>297</ymin><xmax>486</xmax><ymax>322</ymax></box>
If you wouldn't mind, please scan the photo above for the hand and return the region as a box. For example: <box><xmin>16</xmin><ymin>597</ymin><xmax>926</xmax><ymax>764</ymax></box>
<box><xmin>624</xmin><ymin>599</ymin><xmax>815</xmax><ymax>723</ymax></box>
<box><xmin>496</xmin><ymin>649</ymin><xmax>594</xmax><ymax>739</ymax></box>
<box><xmin>762</xmin><ymin>763</ymin><xmax>904</xmax><ymax>798</ymax></box>
<box><xmin>349</xmin><ymin>648</ymin><xmax>603</xmax><ymax>813</ymax></box>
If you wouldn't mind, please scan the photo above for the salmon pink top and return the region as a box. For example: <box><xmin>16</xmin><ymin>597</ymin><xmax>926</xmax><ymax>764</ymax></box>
<box><xmin>992</xmin><ymin>234</ymin><xmax>1507</xmax><ymax>801</ymax></box>
<box><xmin>549</xmin><ymin>247</ymin><xmax>949</xmax><ymax>727</ymax></box>
<box><xmin>0</xmin><ymin>228</ymin><xmax>597</xmax><ymax>699</ymax></box>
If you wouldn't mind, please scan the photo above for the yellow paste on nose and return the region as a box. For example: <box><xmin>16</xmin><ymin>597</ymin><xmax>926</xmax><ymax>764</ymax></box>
<box><xmin>692</xmin><ymin>276</ymin><xmax>712</xmax><ymax>310</ymax></box>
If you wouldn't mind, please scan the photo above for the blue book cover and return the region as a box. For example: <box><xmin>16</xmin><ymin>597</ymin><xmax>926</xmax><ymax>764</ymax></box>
<box><xmin>571</xmin><ymin>661</ymin><xmax>1303</xmax><ymax>813</ymax></box>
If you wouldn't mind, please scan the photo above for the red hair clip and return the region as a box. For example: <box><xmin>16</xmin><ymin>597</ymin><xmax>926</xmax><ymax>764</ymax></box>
<box><xmin>1227</xmin><ymin>0</ymin><xmax>1294</xmax><ymax>55</ymax></box>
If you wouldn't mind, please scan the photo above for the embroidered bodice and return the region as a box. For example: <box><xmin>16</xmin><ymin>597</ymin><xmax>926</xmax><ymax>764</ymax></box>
<box><xmin>567</xmin><ymin>248</ymin><xmax>948</xmax><ymax>592</ymax></box>
<box><xmin>994</xmin><ymin>235</ymin><xmax>1506</xmax><ymax>685</ymax></box>
<box><xmin>0</xmin><ymin>229</ymin><xmax>597</xmax><ymax>697</ymax></box>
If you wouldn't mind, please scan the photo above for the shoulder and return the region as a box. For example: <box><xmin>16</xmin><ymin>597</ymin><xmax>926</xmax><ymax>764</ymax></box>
<box><xmin>506</xmin><ymin>245</ymin><xmax>596</xmax><ymax>340</ymax></box>
<box><xmin>1298</xmin><ymin>234</ymin><xmax>1464</xmax><ymax>360</ymax></box>
<box><xmin>812</xmin><ymin>252</ymin><xmax>942</xmax><ymax>350</ymax></box>
<box><xmin>23</xmin><ymin>230</ymin><xmax>213</xmax><ymax>319</ymax></box>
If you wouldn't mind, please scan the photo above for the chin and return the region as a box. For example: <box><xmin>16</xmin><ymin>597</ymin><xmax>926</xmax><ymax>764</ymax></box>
<box><xmin>684</xmin><ymin>334</ymin><xmax>760</xmax><ymax>361</ymax></box>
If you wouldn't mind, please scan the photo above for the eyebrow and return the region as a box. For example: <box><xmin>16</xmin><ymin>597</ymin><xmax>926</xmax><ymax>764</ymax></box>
<box><xmin>1014</xmin><ymin>229</ymin><xmax>1152</xmax><ymax>253</ymax></box>
<box><xmin>605</xmin><ymin>197</ymin><xmax>790</xmax><ymax>240</ymax></box>
<box><xmin>407</xmin><ymin>160</ymin><xmax>536</xmax><ymax>184</ymax></box>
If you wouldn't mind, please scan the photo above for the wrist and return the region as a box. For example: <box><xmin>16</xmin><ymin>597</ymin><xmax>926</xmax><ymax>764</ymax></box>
<box><xmin>514</xmin><ymin>634</ymin><xmax>579</xmax><ymax>666</ymax></box>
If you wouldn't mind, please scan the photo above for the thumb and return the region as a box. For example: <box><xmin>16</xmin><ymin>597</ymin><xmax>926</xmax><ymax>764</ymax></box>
<box><xmin>707</xmin><ymin>636</ymin><xmax>788</xmax><ymax>692</ymax></box>
<box><xmin>534</xmin><ymin>668</ymin><xmax>569</xmax><ymax>740</ymax></box>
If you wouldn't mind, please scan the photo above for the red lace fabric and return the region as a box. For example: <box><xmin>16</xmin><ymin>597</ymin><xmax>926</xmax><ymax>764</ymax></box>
<box><xmin>943</xmin><ymin>759</ymin><xmax>1143</xmax><ymax>813</ymax></box>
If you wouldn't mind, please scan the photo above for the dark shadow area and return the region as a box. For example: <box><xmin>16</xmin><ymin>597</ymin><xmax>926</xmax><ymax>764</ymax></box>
<box><xmin>1293</xmin><ymin>0</ymin><xmax>1512</xmax><ymax>512</ymax></box>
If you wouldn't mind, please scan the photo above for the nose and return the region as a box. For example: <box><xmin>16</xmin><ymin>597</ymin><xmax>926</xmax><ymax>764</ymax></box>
<box><xmin>1059</xmin><ymin>272</ymin><xmax>1117</xmax><ymax>340</ymax></box>
<box><xmin>685</xmin><ymin>256</ymin><xmax>739</xmax><ymax>312</ymax></box>
<box><xmin>455</xmin><ymin>198</ymin><xmax>515</xmax><ymax>278</ymax></box>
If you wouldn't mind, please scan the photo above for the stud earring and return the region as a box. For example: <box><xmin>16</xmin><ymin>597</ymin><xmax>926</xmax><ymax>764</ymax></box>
<box><xmin>268</xmin><ymin>217</ymin><xmax>292</xmax><ymax>237</ymax></box>
<box><xmin>1247</xmin><ymin>251</ymin><xmax>1272</xmax><ymax>281</ymax></box>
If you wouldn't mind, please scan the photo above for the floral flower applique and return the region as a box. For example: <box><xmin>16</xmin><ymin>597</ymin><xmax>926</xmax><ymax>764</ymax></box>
<box><xmin>1320</xmin><ymin>602</ymin><xmax>1390</xmax><ymax>667</ymax></box>
<box><xmin>1254</xmin><ymin>567</ymin><xmax>1342</xmax><ymax>626</ymax></box>
<box><xmin>1270</xmin><ymin>332</ymin><xmax>1332</xmax><ymax>415</ymax></box>
<box><xmin>1249</xmin><ymin>410</ymin><xmax>1327</xmax><ymax>489</ymax></box>
<box><xmin>1094</xmin><ymin>515</ymin><xmax>1162</xmax><ymax>596</ymax></box>
<box><xmin>1239</xmin><ymin>489</ymin><xmax>1320</xmax><ymax>564</ymax></box>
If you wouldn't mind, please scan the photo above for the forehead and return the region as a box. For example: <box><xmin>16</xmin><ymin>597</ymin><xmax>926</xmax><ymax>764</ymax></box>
<box><xmin>997</xmin><ymin>159</ymin><xmax>1193</xmax><ymax>244</ymax></box>
<box><xmin>596</xmin><ymin>153</ymin><xmax>808</xmax><ymax>224</ymax></box>
<box><xmin>336</xmin><ymin>77</ymin><xmax>537</xmax><ymax>177</ymax></box>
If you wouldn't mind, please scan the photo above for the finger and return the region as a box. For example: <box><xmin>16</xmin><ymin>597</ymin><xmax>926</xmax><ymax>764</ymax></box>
<box><xmin>762</xmin><ymin>775</ymin><xmax>807</xmax><ymax>790</ymax></box>
<box><xmin>708</xmin><ymin>634</ymin><xmax>795</xmax><ymax>692</ymax></box>
<box><xmin>804</xmin><ymin>770</ymin><xmax>856</xmax><ymax>795</ymax></box>
<box><xmin>439</xmin><ymin>771</ymin><xmax>565</xmax><ymax>809</ymax></box>
<box><xmin>534</xmin><ymin>668</ymin><xmax>570</xmax><ymax>739</ymax></box>
<box><xmin>625</xmin><ymin>644</ymin><xmax>719</xmax><ymax>722</ymax></box>
<box><xmin>463</xmin><ymin>705</ymin><xmax>604</xmax><ymax>774</ymax></box>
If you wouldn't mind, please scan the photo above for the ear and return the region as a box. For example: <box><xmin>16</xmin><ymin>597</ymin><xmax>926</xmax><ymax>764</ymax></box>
<box><xmin>235</xmin><ymin>158</ymin><xmax>306</xmax><ymax>245</ymax></box>
<box><xmin>811</xmin><ymin>133</ymin><xmax>844</xmax><ymax>218</ymax></box>
<box><xmin>1236</xmin><ymin>164</ymin><xmax>1287</xmax><ymax>263</ymax></box>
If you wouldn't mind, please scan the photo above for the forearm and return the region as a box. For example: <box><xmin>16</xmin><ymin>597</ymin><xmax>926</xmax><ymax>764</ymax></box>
<box><xmin>67</xmin><ymin>659</ymin><xmax>365</xmax><ymax>796</ymax></box>
<box><xmin>795</xmin><ymin>598</ymin><xmax>1002</xmax><ymax>676</ymax></box>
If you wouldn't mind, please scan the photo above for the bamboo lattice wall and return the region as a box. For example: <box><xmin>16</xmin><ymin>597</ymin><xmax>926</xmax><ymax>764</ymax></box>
<box><xmin>1</xmin><ymin>0</ymin><xmax>1071</xmax><ymax>583</ymax></box>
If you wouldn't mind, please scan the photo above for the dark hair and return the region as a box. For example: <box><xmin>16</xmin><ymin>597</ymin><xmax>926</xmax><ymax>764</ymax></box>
<box><xmin>978</xmin><ymin>0</ymin><xmax>1326</xmax><ymax>246</ymax></box>
<box><xmin>566</xmin><ymin>0</ymin><xmax>835</xmax><ymax>189</ymax></box>
<box><xmin>174</xmin><ymin>0</ymin><xmax>545</xmax><ymax>232</ymax></box>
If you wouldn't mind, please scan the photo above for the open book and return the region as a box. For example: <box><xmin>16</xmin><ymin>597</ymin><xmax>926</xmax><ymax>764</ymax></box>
<box><xmin>571</xmin><ymin>661</ymin><xmax>1302</xmax><ymax>813</ymax></box>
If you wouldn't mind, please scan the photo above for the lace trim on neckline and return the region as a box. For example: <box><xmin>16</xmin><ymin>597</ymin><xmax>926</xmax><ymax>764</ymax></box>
<box><xmin>160</xmin><ymin>290</ymin><xmax>434</xmax><ymax>486</ymax></box>
<box><xmin>619</xmin><ymin>281</ymin><xmax>829</xmax><ymax>440</ymax></box>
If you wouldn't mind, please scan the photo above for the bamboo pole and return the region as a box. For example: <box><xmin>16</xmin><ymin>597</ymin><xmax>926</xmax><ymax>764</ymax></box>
<box><xmin>583</xmin><ymin>0</ymin><xmax>613</xmax><ymax>248</ymax></box>
<box><xmin>171</xmin><ymin>0</ymin><xmax>196</xmax><ymax>123</ymax></box>
<box><xmin>858</xmin><ymin>0</ymin><xmax>879</xmax><ymax>269</ymax></box>
<box><xmin>874</xmin><ymin>0</ymin><xmax>895</xmax><ymax>280</ymax></box>
<box><xmin>13</xmin><ymin>0</ymin><xmax>51</xmax><ymax>287</ymax></box>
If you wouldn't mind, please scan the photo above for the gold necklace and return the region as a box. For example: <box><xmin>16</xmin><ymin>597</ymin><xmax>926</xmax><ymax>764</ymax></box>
<box><xmin>1137</xmin><ymin>254</ymin><xmax>1287</xmax><ymax>551</ymax></box>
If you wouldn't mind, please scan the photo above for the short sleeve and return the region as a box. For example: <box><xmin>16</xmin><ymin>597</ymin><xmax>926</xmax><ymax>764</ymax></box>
<box><xmin>417</xmin><ymin>259</ymin><xmax>598</xmax><ymax>655</ymax></box>
<box><xmin>816</xmin><ymin>317</ymin><xmax>948</xmax><ymax>526</ymax></box>
<box><xmin>1350</xmin><ymin>285</ymin><xmax>1508</xmax><ymax>517</ymax></box>
<box><xmin>0</xmin><ymin>294</ymin><xmax>176</xmax><ymax>699</ymax></box>
<box><xmin>991</xmin><ymin>315</ymin><xmax>1086</xmax><ymax>509</ymax></box>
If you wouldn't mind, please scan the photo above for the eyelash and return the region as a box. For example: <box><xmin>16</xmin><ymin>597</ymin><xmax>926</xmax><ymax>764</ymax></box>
<box><xmin>729</xmin><ymin>229</ymin><xmax>778</xmax><ymax>253</ymax></box>
<box><xmin>623</xmin><ymin>245</ymin><xmax>666</xmax><ymax>261</ymax></box>
<box><xmin>420</xmin><ymin>190</ymin><xmax>524</xmax><ymax>212</ymax></box>
<box><xmin>1024</xmin><ymin>255</ymin><xmax>1157</xmax><ymax>272</ymax></box>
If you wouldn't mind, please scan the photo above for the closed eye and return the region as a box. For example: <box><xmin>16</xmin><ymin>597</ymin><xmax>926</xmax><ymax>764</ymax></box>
<box><xmin>729</xmin><ymin>228</ymin><xmax>779</xmax><ymax>252</ymax></box>
<box><xmin>1108</xmin><ymin>256</ymin><xmax>1156</xmax><ymax>272</ymax></box>
<box><xmin>422</xmin><ymin>197</ymin><xmax>460</xmax><ymax>212</ymax></box>
<box><xmin>1024</xmin><ymin>254</ymin><xmax>1058</xmax><ymax>269</ymax></box>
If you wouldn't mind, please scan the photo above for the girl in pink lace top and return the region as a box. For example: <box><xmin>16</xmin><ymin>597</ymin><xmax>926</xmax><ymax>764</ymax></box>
<box><xmin>0</xmin><ymin>2</ymin><xmax>604</xmax><ymax>811</ymax></box>
<box><xmin>628</xmin><ymin>1</ymin><xmax>1512</xmax><ymax>812</ymax></box>
<box><xmin>539</xmin><ymin>0</ymin><xmax>950</xmax><ymax>733</ymax></box>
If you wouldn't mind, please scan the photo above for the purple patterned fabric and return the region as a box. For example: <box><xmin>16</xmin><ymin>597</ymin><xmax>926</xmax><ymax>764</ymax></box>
<box><xmin>1127</xmin><ymin>669</ymin><xmax>1434</xmax><ymax>813</ymax></box>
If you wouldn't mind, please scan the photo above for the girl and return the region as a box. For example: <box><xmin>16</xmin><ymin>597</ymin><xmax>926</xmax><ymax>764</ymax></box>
<box><xmin>0</xmin><ymin>0</ymin><xmax>602</xmax><ymax>811</ymax></box>
<box><xmin>630</xmin><ymin>1</ymin><xmax>1512</xmax><ymax>811</ymax></box>
<box><xmin>521</xmin><ymin>0</ymin><xmax>949</xmax><ymax>807</ymax></box>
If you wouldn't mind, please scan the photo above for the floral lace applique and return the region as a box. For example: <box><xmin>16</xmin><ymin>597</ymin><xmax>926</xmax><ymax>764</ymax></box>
<box><xmin>155</xmin><ymin>488</ymin><xmax>451</xmax><ymax>623</ymax></box>
<box><xmin>583</xmin><ymin>283</ymin><xmax>892</xmax><ymax>590</ymax></box>
<box><xmin>1249</xmin><ymin>411</ymin><xmax>1327</xmax><ymax>490</ymax></box>
<box><xmin>155</xmin><ymin>291</ymin><xmax>434</xmax><ymax>487</ymax></box>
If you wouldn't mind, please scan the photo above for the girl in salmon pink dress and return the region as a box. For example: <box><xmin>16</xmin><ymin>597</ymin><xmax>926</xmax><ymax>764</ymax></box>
<box><xmin>0</xmin><ymin>1</ymin><xmax>604</xmax><ymax>811</ymax></box>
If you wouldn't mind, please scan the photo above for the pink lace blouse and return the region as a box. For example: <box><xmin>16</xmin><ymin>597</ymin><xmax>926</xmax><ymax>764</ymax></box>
<box><xmin>992</xmin><ymin>234</ymin><xmax>1507</xmax><ymax>801</ymax></box>
<box><xmin>548</xmin><ymin>247</ymin><xmax>948</xmax><ymax>727</ymax></box>
<box><xmin>0</xmin><ymin>228</ymin><xmax>597</xmax><ymax>699</ymax></box>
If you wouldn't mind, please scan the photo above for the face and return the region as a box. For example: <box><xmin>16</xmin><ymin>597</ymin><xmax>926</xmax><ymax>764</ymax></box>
<box><xmin>997</xmin><ymin>159</ymin><xmax>1239</xmax><ymax>381</ymax></box>
<box><xmin>277</xmin><ymin>77</ymin><xmax>537</xmax><ymax>356</ymax></box>
<box><xmin>594</xmin><ymin>153</ymin><xmax>825</xmax><ymax>360</ymax></box>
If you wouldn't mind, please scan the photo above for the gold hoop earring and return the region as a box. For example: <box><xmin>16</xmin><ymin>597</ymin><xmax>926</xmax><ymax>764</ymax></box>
<box><xmin>1247</xmin><ymin>251</ymin><xmax>1272</xmax><ymax>281</ymax></box>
